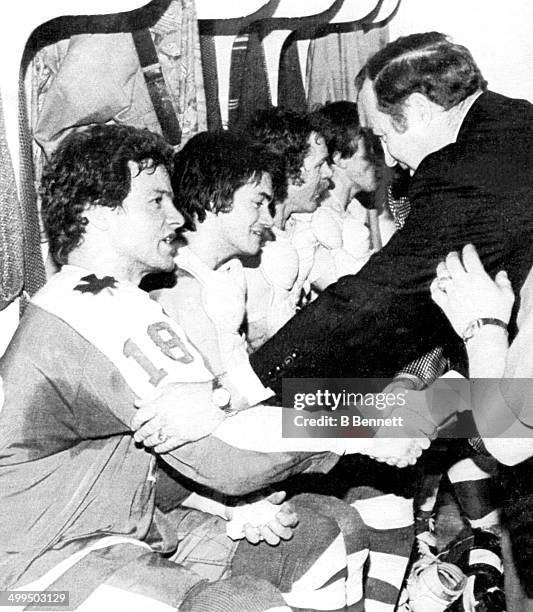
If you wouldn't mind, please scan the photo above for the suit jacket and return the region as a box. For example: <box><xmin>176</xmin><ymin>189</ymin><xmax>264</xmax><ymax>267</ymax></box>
<box><xmin>250</xmin><ymin>91</ymin><xmax>533</xmax><ymax>393</ymax></box>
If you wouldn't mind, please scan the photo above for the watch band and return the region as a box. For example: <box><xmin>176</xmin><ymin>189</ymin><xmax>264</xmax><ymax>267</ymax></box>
<box><xmin>461</xmin><ymin>318</ymin><xmax>508</xmax><ymax>343</ymax></box>
<box><xmin>212</xmin><ymin>376</ymin><xmax>234</xmax><ymax>414</ymax></box>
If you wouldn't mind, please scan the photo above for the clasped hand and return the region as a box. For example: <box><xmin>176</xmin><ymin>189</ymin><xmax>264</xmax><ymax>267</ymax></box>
<box><xmin>131</xmin><ymin>381</ymin><xmax>225</xmax><ymax>453</ymax></box>
<box><xmin>225</xmin><ymin>491</ymin><xmax>298</xmax><ymax>545</ymax></box>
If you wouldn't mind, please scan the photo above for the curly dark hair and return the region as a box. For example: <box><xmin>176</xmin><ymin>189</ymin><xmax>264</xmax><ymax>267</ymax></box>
<box><xmin>360</xmin><ymin>32</ymin><xmax>487</xmax><ymax>129</ymax></box>
<box><xmin>172</xmin><ymin>130</ymin><xmax>285</xmax><ymax>230</ymax></box>
<box><xmin>313</xmin><ymin>101</ymin><xmax>363</xmax><ymax>160</ymax></box>
<box><xmin>246</xmin><ymin>107</ymin><xmax>325</xmax><ymax>187</ymax></box>
<box><xmin>40</xmin><ymin>123</ymin><xmax>173</xmax><ymax>266</ymax></box>
<box><xmin>312</xmin><ymin>101</ymin><xmax>382</xmax><ymax>166</ymax></box>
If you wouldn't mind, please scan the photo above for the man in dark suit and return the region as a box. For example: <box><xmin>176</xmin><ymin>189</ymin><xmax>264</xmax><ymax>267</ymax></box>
<box><xmin>250</xmin><ymin>31</ymin><xmax>533</xmax><ymax>392</ymax></box>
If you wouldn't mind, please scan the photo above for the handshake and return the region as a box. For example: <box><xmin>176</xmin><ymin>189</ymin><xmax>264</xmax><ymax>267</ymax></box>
<box><xmin>352</xmin><ymin>393</ymin><xmax>439</xmax><ymax>468</ymax></box>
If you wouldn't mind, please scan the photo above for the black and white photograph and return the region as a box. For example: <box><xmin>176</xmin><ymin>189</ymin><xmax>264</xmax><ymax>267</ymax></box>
<box><xmin>1</xmin><ymin>1</ymin><xmax>533</xmax><ymax>610</ymax></box>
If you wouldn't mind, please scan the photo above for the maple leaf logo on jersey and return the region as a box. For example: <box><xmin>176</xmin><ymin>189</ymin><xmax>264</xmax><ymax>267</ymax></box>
<box><xmin>74</xmin><ymin>274</ymin><xmax>118</xmax><ymax>295</ymax></box>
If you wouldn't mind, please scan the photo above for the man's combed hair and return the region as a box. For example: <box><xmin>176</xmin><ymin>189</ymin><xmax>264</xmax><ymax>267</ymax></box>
<box><xmin>246</xmin><ymin>107</ymin><xmax>323</xmax><ymax>186</ymax></box>
<box><xmin>362</xmin><ymin>32</ymin><xmax>487</xmax><ymax>125</ymax></box>
<box><xmin>41</xmin><ymin>123</ymin><xmax>173</xmax><ymax>266</ymax></box>
<box><xmin>172</xmin><ymin>131</ymin><xmax>284</xmax><ymax>229</ymax></box>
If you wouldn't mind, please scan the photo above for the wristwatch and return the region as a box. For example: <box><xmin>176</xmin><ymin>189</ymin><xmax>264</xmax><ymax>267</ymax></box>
<box><xmin>212</xmin><ymin>377</ymin><xmax>233</xmax><ymax>414</ymax></box>
<box><xmin>461</xmin><ymin>318</ymin><xmax>508</xmax><ymax>343</ymax></box>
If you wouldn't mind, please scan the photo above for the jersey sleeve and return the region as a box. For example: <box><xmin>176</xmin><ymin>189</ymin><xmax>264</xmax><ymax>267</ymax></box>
<box><xmin>164</xmin><ymin>436</ymin><xmax>339</xmax><ymax>497</ymax></box>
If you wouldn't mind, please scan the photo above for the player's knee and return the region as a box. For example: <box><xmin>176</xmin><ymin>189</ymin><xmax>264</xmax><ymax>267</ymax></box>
<box><xmin>293</xmin><ymin>492</ymin><xmax>369</xmax><ymax>551</ymax></box>
<box><xmin>292</xmin><ymin>504</ymin><xmax>342</xmax><ymax>554</ymax></box>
